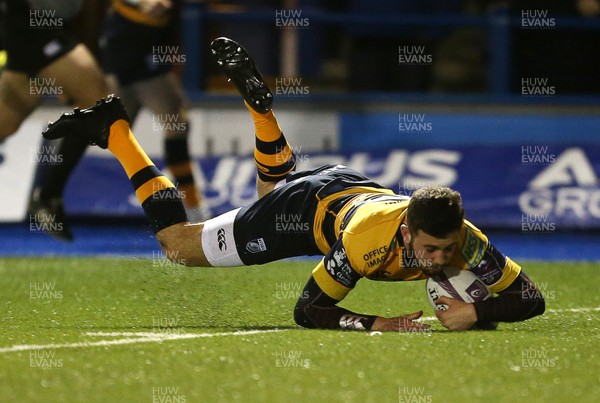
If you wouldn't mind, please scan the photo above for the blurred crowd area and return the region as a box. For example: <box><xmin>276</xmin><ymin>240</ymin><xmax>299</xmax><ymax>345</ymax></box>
<box><xmin>203</xmin><ymin>0</ymin><xmax>600</xmax><ymax>95</ymax></box>
<box><xmin>2</xmin><ymin>0</ymin><xmax>600</xmax><ymax>95</ymax></box>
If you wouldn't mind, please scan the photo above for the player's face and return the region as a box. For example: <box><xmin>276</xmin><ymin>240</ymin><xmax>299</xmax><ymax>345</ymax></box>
<box><xmin>404</xmin><ymin>229</ymin><xmax>459</xmax><ymax>275</ymax></box>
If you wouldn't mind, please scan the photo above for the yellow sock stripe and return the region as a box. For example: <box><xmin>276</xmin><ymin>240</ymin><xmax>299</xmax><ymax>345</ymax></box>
<box><xmin>254</xmin><ymin>145</ymin><xmax>293</xmax><ymax>167</ymax></box>
<box><xmin>135</xmin><ymin>176</ymin><xmax>175</xmax><ymax>204</ymax></box>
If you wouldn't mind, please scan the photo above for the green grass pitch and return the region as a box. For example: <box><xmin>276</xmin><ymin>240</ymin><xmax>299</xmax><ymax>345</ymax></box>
<box><xmin>0</xmin><ymin>258</ymin><xmax>598</xmax><ymax>402</ymax></box>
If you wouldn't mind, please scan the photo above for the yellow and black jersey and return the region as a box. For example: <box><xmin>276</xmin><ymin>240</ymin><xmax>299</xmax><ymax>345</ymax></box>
<box><xmin>311</xmin><ymin>188</ymin><xmax>522</xmax><ymax>301</ymax></box>
<box><xmin>1</xmin><ymin>0</ymin><xmax>80</xmax><ymax>75</ymax></box>
<box><xmin>0</xmin><ymin>49</ymin><xmax>6</xmax><ymax>71</ymax></box>
<box><xmin>231</xmin><ymin>164</ymin><xmax>522</xmax><ymax>303</ymax></box>
<box><xmin>113</xmin><ymin>0</ymin><xmax>175</xmax><ymax>27</ymax></box>
<box><xmin>103</xmin><ymin>0</ymin><xmax>181</xmax><ymax>86</ymax></box>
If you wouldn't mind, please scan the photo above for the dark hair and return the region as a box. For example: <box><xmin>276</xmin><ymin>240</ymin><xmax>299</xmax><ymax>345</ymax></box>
<box><xmin>406</xmin><ymin>185</ymin><xmax>464</xmax><ymax>238</ymax></box>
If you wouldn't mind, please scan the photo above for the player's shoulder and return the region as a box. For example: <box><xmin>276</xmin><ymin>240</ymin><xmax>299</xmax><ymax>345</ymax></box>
<box><xmin>461</xmin><ymin>220</ymin><xmax>488</xmax><ymax>243</ymax></box>
<box><xmin>343</xmin><ymin>198</ymin><xmax>408</xmax><ymax>241</ymax></box>
<box><xmin>344</xmin><ymin>196</ymin><xmax>409</xmax><ymax>229</ymax></box>
<box><xmin>341</xmin><ymin>199</ymin><xmax>407</xmax><ymax>272</ymax></box>
<box><xmin>454</xmin><ymin>220</ymin><xmax>489</xmax><ymax>269</ymax></box>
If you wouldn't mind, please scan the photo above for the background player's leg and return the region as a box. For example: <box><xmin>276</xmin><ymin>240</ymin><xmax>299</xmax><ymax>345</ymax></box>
<box><xmin>39</xmin><ymin>44</ymin><xmax>109</xmax><ymax>106</ymax></box>
<box><xmin>28</xmin><ymin>44</ymin><xmax>110</xmax><ymax>240</ymax></box>
<box><xmin>0</xmin><ymin>70</ymin><xmax>39</xmax><ymax>141</ymax></box>
<box><xmin>130</xmin><ymin>72</ymin><xmax>210</xmax><ymax>222</ymax></box>
<box><xmin>105</xmin><ymin>74</ymin><xmax>142</xmax><ymax>123</ymax></box>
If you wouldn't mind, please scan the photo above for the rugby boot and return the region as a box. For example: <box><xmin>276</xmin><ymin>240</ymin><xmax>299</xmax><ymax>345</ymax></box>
<box><xmin>27</xmin><ymin>188</ymin><xmax>73</xmax><ymax>242</ymax></box>
<box><xmin>43</xmin><ymin>94</ymin><xmax>129</xmax><ymax>149</ymax></box>
<box><xmin>210</xmin><ymin>37</ymin><xmax>273</xmax><ymax>114</ymax></box>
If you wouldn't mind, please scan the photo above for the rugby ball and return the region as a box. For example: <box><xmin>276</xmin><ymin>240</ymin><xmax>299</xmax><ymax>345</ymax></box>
<box><xmin>426</xmin><ymin>266</ymin><xmax>491</xmax><ymax>311</ymax></box>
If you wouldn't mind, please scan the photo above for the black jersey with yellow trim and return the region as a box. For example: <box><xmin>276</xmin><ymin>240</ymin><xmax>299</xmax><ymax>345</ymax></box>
<box><xmin>311</xmin><ymin>191</ymin><xmax>522</xmax><ymax>301</ymax></box>
<box><xmin>0</xmin><ymin>50</ymin><xmax>6</xmax><ymax>71</ymax></box>
<box><xmin>113</xmin><ymin>0</ymin><xmax>176</xmax><ymax>27</ymax></box>
<box><xmin>0</xmin><ymin>8</ymin><xmax>5</xmax><ymax>71</ymax></box>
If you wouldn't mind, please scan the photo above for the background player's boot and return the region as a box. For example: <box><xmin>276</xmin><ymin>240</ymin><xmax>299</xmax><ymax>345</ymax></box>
<box><xmin>210</xmin><ymin>37</ymin><xmax>273</xmax><ymax>113</ymax></box>
<box><xmin>43</xmin><ymin>94</ymin><xmax>129</xmax><ymax>149</ymax></box>
<box><xmin>27</xmin><ymin>188</ymin><xmax>73</xmax><ymax>242</ymax></box>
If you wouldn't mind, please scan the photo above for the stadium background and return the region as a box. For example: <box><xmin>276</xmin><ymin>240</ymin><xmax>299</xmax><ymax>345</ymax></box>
<box><xmin>1</xmin><ymin>3</ymin><xmax>600</xmax><ymax>403</ymax></box>
<box><xmin>1</xmin><ymin>0</ymin><xmax>600</xmax><ymax>259</ymax></box>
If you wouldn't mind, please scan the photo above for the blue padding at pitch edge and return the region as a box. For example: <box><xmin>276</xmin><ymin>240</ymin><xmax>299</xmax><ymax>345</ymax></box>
<box><xmin>339</xmin><ymin>113</ymin><xmax>600</xmax><ymax>151</ymax></box>
<box><xmin>0</xmin><ymin>222</ymin><xmax>599</xmax><ymax>262</ymax></box>
<box><xmin>0</xmin><ymin>222</ymin><xmax>156</xmax><ymax>258</ymax></box>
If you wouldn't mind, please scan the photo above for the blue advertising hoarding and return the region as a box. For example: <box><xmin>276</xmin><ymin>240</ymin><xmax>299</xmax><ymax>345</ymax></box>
<box><xmin>62</xmin><ymin>144</ymin><xmax>600</xmax><ymax>230</ymax></box>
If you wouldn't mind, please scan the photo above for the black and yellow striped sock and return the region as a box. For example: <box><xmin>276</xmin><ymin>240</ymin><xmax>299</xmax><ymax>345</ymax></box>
<box><xmin>165</xmin><ymin>136</ymin><xmax>201</xmax><ymax>209</ymax></box>
<box><xmin>246</xmin><ymin>101</ymin><xmax>296</xmax><ymax>182</ymax></box>
<box><xmin>107</xmin><ymin>120</ymin><xmax>188</xmax><ymax>233</ymax></box>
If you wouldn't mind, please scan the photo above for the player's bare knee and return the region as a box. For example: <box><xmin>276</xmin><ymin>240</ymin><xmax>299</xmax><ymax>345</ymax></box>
<box><xmin>256</xmin><ymin>177</ymin><xmax>276</xmax><ymax>199</ymax></box>
<box><xmin>157</xmin><ymin>238</ymin><xmax>191</xmax><ymax>267</ymax></box>
<box><xmin>156</xmin><ymin>222</ymin><xmax>211</xmax><ymax>267</ymax></box>
<box><xmin>158</xmin><ymin>240</ymin><xmax>203</xmax><ymax>267</ymax></box>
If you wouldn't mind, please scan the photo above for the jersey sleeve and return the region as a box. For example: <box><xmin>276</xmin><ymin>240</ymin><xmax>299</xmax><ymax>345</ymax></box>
<box><xmin>294</xmin><ymin>276</ymin><xmax>377</xmax><ymax>330</ymax></box>
<box><xmin>470</xmin><ymin>242</ymin><xmax>522</xmax><ymax>293</ymax></box>
<box><xmin>312</xmin><ymin>237</ymin><xmax>362</xmax><ymax>301</ymax></box>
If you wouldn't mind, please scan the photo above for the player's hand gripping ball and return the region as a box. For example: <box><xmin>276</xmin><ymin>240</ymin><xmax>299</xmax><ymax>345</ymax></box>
<box><xmin>426</xmin><ymin>266</ymin><xmax>491</xmax><ymax>311</ymax></box>
<box><xmin>426</xmin><ymin>266</ymin><xmax>498</xmax><ymax>330</ymax></box>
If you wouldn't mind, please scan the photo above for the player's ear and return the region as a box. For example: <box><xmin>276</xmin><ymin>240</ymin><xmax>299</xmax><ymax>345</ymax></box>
<box><xmin>400</xmin><ymin>224</ymin><xmax>411</xmax><ymax>244</ymax></box>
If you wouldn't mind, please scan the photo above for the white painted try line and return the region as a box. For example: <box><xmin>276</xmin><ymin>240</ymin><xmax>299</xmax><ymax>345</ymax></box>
<box><xmin>0</xmin><ymin>329</ymin><xmax>287</xmax><ymax>354</ymax></box>
<box><xmin>549</xmin><ymin>307</ymin><xmax>600</xmax><ymax>313</ymax></box>
<box><xmin>2</xmin><ymin>307</ymin><xmax>598</xmax><ymax>353</ymax></box>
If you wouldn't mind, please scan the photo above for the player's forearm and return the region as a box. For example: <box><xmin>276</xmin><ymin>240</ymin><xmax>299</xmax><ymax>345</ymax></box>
<box><xmin>474</xmin><ymin>273</ymin><xmax>545</xmax><ymax>322</ymax></box>
<box><xmin>295</xmin><ymin>303</ymin><xmax>377</xmax><ymax>330</ymax></box>
<box><xmin>294</xmin><ymin>276</ymin><xmax>377</xmax><ymax>331</ymax></box>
